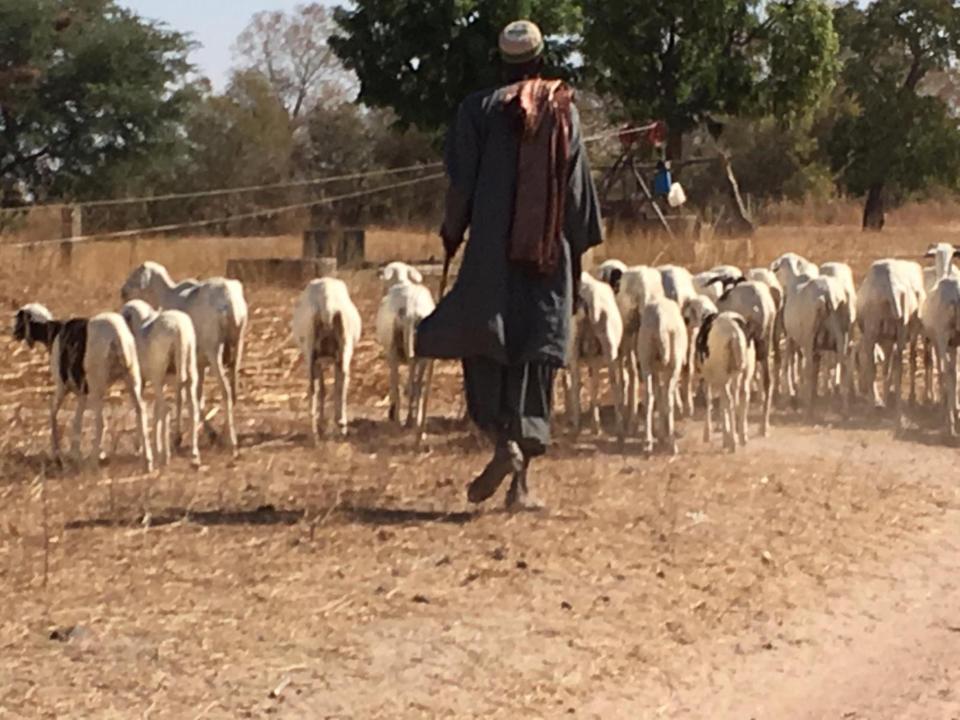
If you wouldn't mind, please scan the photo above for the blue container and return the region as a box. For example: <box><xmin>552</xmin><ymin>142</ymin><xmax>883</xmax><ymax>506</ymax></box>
<box><xmin>653</xmin><ymin>167</ymin><xmax>672</xmax><ymax>196</ymax></box>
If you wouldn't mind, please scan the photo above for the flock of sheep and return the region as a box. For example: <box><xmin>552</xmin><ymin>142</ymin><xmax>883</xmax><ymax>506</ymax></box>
<box><xmin>9</xmin><ymin>243</ymin><xmax>960</xmax><ymax>474</ymax></box>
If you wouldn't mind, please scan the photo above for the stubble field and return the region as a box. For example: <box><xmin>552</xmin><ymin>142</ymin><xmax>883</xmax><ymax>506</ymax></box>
<box><xmin>1</xmin><ymin>224</ymin><xmax>960</xmax><ymax>718</ymax></box>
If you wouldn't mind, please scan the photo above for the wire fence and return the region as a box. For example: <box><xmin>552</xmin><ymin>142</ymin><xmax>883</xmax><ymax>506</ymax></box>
<box><xmin>0</xmin><ymin>121</ymin><xmax>660</xmax><ymax>250</ymax></box>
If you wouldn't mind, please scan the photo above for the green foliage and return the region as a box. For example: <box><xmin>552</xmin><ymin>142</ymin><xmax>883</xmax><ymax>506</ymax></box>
<box><xmin>0</xmin><ymin>0</ymin><xmax>193</xmax><ymax>203</ymax></box>
<box><xmin>330</xmin><ymin>0</ymin><xmax>583</xmax><ymax>132</ymax></box>
<box><xmin>827</xmin><ymin>0</ymin><xmax>960</xmax><ymax>226</ymax></box>
<box><xmin>581</xmin><ymin>0</ymin><xmax>839</xmax><ymax>156</ymax></box>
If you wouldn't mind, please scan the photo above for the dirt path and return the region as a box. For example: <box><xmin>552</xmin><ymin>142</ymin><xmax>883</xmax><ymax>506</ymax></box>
<box><xmin>664</xmin><ymin>428</ymin><xmax>960</xmax><ymax>719</ymax></box>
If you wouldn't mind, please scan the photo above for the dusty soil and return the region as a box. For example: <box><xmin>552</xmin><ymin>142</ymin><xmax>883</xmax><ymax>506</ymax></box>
<box><xmin>1</xmin><ymin>271</ymin><xmax>960</xmax><ymax>719</ymax></box>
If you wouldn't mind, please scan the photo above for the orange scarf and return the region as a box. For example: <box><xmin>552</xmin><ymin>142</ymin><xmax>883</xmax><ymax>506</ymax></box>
<box><xmin>503</xmin><ymin>79</ymin><xmax>573</xmax><ymax>276</ymax></box>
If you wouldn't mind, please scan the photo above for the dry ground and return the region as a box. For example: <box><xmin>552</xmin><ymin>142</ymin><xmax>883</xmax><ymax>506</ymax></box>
<box><xmin>1</xmin><ymin>225</ymin><xmax>960</xmax><ymax>718</ymax></box>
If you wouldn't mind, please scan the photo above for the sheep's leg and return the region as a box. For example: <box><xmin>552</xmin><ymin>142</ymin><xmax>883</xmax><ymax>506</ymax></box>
<box><xmin>642</xmin><ymin>372</ymin><xmax>655</xmax><ymax>454</ymax></box>
<box><xmin>334</xmin><ymin>361</ymin><xmax>349</xmax><ymax>437</ymax></box>
<box><xmin>784</xmin><ymin>339</ymin><xmax>798</xmax><ymax>401</ymax></box>
<box><xmin>721</xmin><ymin>382</ymin><xmax>736</xmax><ymax>452</ymax></box>
<box><xmin>908</xmin><ymin>335</ymin><xmax>919</xmax><ymax>406</ymax></box>
<box><xmin>683</xmin><ymin>333</ymin><xmax>696</xmax><ymax>417</ymax></box>
<box><xmin>892</xmin><ymin>333</ymin><xmax>906</xmax><ymax>431</ymax></box>
<box><xmin>807</xmin><ymin>348</ymin><xmax>821</xmax><ymax>422</ymax></box>
<box><xmin>568</xmin><ymin>360</ymin><xmax>582</xmax><ymax>435</ymax></box>
<box><xmin>626</xmin><ymin>350</ymin><xmax>640</xmax><ymax>435</ymax></box>
<box><xmin>589</xmin><ymin>365</ymin><xmax>601</xmax><ymax>434</ymax></box>
<box><xmin>50</xmin><ymin>385</ymin><xmax>66</xmax><ymax>462</ymax></box>
<box><xmin>924</xmin><ymin>338</ymin><xmax>935</xmax><ymax>405</ymax></box>
<box><xmin>944</xmin><ymin>345</ymin><xmax>957</xmax><ymax>438</ymax></box>
<box><xmin>415</xmin><ymin>359</ymin><xmax>430</xmax><ymax>430</ymax></box>
<box><xmin>664</xmin><ymin>374</ymin><xmax>678</xmax><ymax>456</ymax></box>
<box><xmin>212</xmin><ymin>353</ymin><xmax>237</xmax><ymax>455</ymax></box>
<box><xmin>388</xmin><ymin>356</ymin><xmax>401</xmax><ymax>425</ymax></box>
<box><xmin>173</xmin><ymin>380</ymin><xmax>183</xmax><ymax>451</ymax></box>
<box><xmin>123</xmin><ymin>372</ymin><xmax>153</xmax><ymax>473</ymax></box>
<box><xmin>404</xmin><ymin>360</ymin><xmax>418</xmax><ymax>429</ymax></box>
<box><xmin>185</xmin><ymin>374</ymin><xmax>201</xmax><ymax>468</ymax></box>
<box><xmin>155</xmin><ymin>382</ymin><xmax>171</xmax><ymax>467</ymax></box>
<box><xmin>738</xmin><ymin>373</ymin><xmax>750</xmax><ymax>446</ymax></box>
<box><xmin>773</xmin><ymin>319</ymin><xmax>784</xmax><ymax>399</ymax></box>
<box><xmin>703</xmin><ymin>384</ymin><xmax>713</xmax><ymax>444</ymax></box>
<box><xmin>760</xmin><ymin>348</ymin><xmax>772</xmax><ymax>438</ymax></box>
<box><xmin>608</xmin><ymin>359</ymin><xmax>625</xmax><ymax>443</ymax></box>
<box><xmin>70</xmin><ymin>393</ymin><xmax>87</xmax><ymax>462</ymax></box>
<box><xmin>309</xmin><ymin>357</ymin><xmax>324</xmax><ymax>444</ymax></box>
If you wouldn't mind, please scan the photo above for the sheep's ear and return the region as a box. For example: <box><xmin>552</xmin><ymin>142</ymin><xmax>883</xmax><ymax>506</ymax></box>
<box><xmin>381</xmin><ymin>265</ymin><xmax>397</xmax><ymax>283</ymax></box>
<box><xmin>704</xmin><ymin>274</ymin><xmax>723</xmax><ymax>287</ymax></box>
<box><xmin>924</xmin><ymin>246</ymin><xmax>937</xmax><ymax>258</ymax></box>
<box><xmin>769</xmin><ymin>258</ymin><xmax>781</xmax><ymax>271</ymax></box>
<box><xmin>409</xmin><ymin>268</ymin><xmax>423</xmax><ymax>284</ymax></box>
<box><xmin>608</xmin><ymin>268</ymin><xmax>623</xmax><ymax>293</ymax></box>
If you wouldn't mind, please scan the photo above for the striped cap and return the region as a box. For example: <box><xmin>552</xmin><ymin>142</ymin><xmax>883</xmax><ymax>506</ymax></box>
<box><xmin>499</xmin><ymin>20</ymin><xmax>544</xmax><ymax>64</ymax></box>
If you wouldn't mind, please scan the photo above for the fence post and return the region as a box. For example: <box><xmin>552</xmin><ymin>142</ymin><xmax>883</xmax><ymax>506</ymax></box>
<box><xmin>303</xmin><ymin>227</ymin><xmax>366</xmax><ymax>268</ymax></box>
<box><xmin>59</xmin><ymin>205</ymin><xmax>81</xmax><ymax>269</ymax></box>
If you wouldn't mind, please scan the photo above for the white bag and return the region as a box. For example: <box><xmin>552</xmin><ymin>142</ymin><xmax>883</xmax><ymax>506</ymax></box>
<box><xmin>667</xmin><ymin>182</ymin><xmax>687</xmax><ymax>208</ymax></box>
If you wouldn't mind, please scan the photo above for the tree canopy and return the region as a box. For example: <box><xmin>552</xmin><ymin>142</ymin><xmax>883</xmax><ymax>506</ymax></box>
<box><xmin>581</xmin><ymin>0</ymin><xmax>839</xmax><ymax>159</ymax></box>
<box><xmin>329</xmin><ymin>0</ymin><xmax>583</xmax><ymax>133</ymax></box>
<box><xmin>829</xmin><ymin>0</ymin><xmax>960</xmax><ymax>229</ymax></box>
<box><xmin>0</xmin><ymin>0</ymin><xmax>193</xmax><ymax>203</ymax></box>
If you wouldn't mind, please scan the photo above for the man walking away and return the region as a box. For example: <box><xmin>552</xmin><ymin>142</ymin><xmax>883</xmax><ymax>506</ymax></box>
<box><xmin>415</xmin><ymin>20</ymin><xmax>604</xmax><ymax>511</ymax></box>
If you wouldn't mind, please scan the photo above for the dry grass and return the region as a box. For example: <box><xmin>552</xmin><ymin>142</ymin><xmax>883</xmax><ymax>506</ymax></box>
<box><xmin>1</xmin><ymin>222</ymin><xmax>959</xmax><ymax>717</ymax></box>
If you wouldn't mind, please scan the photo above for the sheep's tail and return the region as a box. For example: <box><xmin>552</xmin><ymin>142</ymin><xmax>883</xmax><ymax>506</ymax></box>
<box><xmin>221</xmin><ymin>287</ymin><xmax>247</xmax><ymax>377</ymax></box>
<box><xmin>114</xmin><ymin>321</ymin><xmax>142</xmax><ymax>392</ymax></box>
<box><xmin>332</xmin><ymin>311</ymin><xmax>347</xmax><ymax>364</ymax></box>
<box><xmin>401</xmin><ymin>308</ymin><xmax>417</xmax><ymax>362</ymax></box>
<box><xmin>729</xmin><ymin>325</ymin><xmax>746</xmax><ymax>375</ymax></box>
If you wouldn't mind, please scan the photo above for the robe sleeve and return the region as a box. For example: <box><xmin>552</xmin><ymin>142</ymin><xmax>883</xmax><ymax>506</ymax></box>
<box><xmin>440</xmin><ymin>99</ymin><xmax>482</xmax><ymax>249</ymax></box>
<box><xmin>564</xmin><ymin>104</ymin><xmax>603</xmax><ymax>257</ymax></box>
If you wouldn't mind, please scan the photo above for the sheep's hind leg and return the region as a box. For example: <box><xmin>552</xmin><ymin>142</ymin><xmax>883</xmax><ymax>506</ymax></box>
<box><xmin>212</xmin><ymin>352</ymin><xmax>238</xmax><ymax>456</ymax></box>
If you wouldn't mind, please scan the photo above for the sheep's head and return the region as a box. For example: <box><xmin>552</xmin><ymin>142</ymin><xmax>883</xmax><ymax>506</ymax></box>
<box><xmin>121</xmin><ymin>261</ymin><xmax>171</xmax><ymax>303</ymax></box>
<box><xmin>381</xmin><ymin>261</ymin><xmax>422</xmax><ymax>286</ymax></box>
<box><xmin>924</xmin><ymin>243</ymin><xmax>960</xmax><ymax>281</ymax></box>
<box><xmin>120</xmin><ymin>299</ymin><xmax>156</xmax><ymax>332</ymax></box>
<box><xmin>597</xmin><ymin>260</ymin><xmax>627</xmax><ymax>293</ymax></box>
<box><xmin>682</xmin><ymin>296</ymin><xmax>718</xmax><ymax>328</ymax></box>
<box><xmin>13</xmin><ymin>303</ymin><xmax>54</xmax><ymax>348</ymax></box>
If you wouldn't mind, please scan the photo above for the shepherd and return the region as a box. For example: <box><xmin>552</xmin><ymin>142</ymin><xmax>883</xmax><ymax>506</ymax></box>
<box><xmin>415</xmin><ymin>20</ymin><xmax>604</xmax><ymax>511</ymax></box>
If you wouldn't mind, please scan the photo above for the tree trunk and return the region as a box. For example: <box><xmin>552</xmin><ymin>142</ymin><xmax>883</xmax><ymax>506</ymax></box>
<box><xmin>862</xmin><ymin>183</ymin><xmax>886</xmax><ymax>231</ymax></box>
<box><xmin>666</xmin><ymin>127</ymin><xmax>684</xmax><ymax>163</ymax></box>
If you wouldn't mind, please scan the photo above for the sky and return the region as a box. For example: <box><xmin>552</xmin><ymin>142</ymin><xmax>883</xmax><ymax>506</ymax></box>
<box><xmin>119</xmin><ymin>1</ymin><xmax>335</xmax><ymax>89</ymax></box>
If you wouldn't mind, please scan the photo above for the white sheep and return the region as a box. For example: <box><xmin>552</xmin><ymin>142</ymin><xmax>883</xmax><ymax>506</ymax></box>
<box><xmin>375</xmin><ymin>262</ymin><xmax>436</xmax><ymax>429</ymax></box>
<box><xmin>610</xmin><ymin>265</ymin><xmax>665</xmax><ymax>431</ymax></box>
<box><xmin>659</xmin><ymin>264</ymin><xmax>699</xmax><ymax>416</ymax></box>
<box><xmin>771</xmin><ymin>253</ymin><xmax>820</xmax><ymax>288</ymax></box>
<box><xmin>782</xmin><ymin>274</ymin><xmax>855</xmax><ymax>419</ymax></box>
<box><xmin>695</xmin><ymin>311</ymin><xmax>756</xmax><ymax>451</ymax></box>
<box><xmin>920</xmin><ymin>277</ymin><xmax>960</xmax><ymax>437</ymax></box>
<box><xmin>636</xmin><ymin>297</ymin><xmax>688</xmax><ymax>455</ymax></box>
<box><xmin>856</xmin><ymin>260</ymin><xmax>924</xmax><ymax>429</ymax></box>
<box><xmin>120</xmin><ymin>300</ymin><xmax>200</xmax><ymax>468</ymax></box>
<box><xmin>121</xmin><ymin>261</ymin><xmax>247</xmax><ymax>455</ymax></box>
<box><xmin>292</xmin><ymin>278</ymin><xmax>362</xmax><ymax>442</ymax></box>
<box><xmin>14</xmin><ymin>305</ymin><xmax>153</xmax><ymax>471</ymax></box>
<box><xmin>566</xmin><ymin>271</ymin><xmax>624</xmax><ymax>438</ymax></box>
<box><xmin>711</xmin><ymin>278</ymin><xmax>777</xmax><ymax>436</ymax></box>
<box><xmin>819</xmin><ymin>262</ymin><xmax>858</xmax><ymax>393</ymax></box>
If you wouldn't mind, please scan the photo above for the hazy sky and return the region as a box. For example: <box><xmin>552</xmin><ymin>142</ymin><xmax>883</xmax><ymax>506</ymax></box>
<box><xmin>119</xmin><ymin>1</ymin><xmax>335</xmax><ymax>89</ymax></box>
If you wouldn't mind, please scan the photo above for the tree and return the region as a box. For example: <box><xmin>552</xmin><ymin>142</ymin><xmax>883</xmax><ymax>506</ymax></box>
<box><xmin>0</xmin><ymin>0</ymin><xmax>193</xmax><ymax>204</ymax></box>
<box><xmin>581</xmin><ymin>0</ymin><xmax>840</xmax><ymax>161</ymax></box>
<box><xmin>330</xmin><ymin>0</ymin><xmax>583</xmax><ymax>133</ymax></box>
<box><xmin>233</xmin><ymin>3</ymin><xmax>352</xmax><ymax>122</ymax></box>
<box><xmin>829</xmin><ymin>1</ymin><xmax>960</xmax><ymax>230</ymax></box>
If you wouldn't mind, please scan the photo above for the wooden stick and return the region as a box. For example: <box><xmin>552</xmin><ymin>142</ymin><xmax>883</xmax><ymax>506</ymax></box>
<box><xmin>416</xmin><ymin>253</ymin><xmax>451</xmax><ymax>449</ymax></box>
